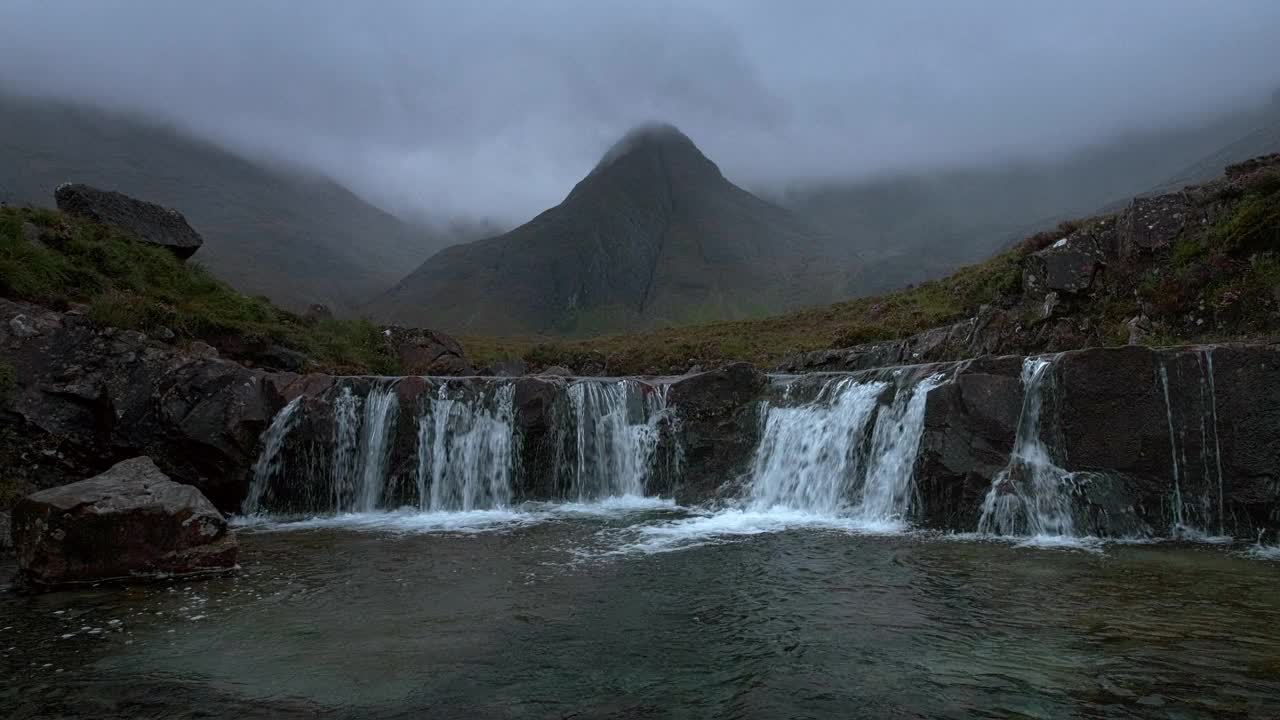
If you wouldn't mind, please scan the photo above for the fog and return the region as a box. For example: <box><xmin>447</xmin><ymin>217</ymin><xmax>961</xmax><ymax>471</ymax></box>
<box><xmin>2</xmin><ymin>0</ymin><xmax>1278</xmax><ymax>222</ymax></box>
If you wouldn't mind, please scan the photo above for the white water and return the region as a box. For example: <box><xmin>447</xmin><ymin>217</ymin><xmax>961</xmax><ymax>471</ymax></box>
<box><xmin>748</xmin><ymin>378</ymin><xmax>885</xmax><ymax>514</ymax></box>
<box><xmin>1160</xmin><ymin>356</ymin><xmax>1229</xmax><ymax>539</ymax></box>
<box><xmin>416</xmin><ymin>383</ymin><xmax>516</xmax><ymax>511</ymax></box>
<box><xmin>978</xmin><ymin>358</ymin><xmax>1077</xmax><ymax>537</ymax></box>
<box><xmin>858</xmin><ymin>374</ymin><xmax>941</xmax><ymax>522</ymax></box>
<box><xmin>561</xmin><ymin>380</ymin><xmax>667</xmax><ymax>500</ymax></box>
<box><xmin>1203</xmin><ymin>350</ymin><xmax>1226</xmax><ymax>536</ymax></box>
<box><xmin>745</xmin><ymin>372</ymin><xmax>940</xmax><ymax>528</ymax></box>
<box><xmin>241</xmin><ymin>397</ymin><xmax>303</xmax><ymax>516</ymax></box>
<box><xmin>329</xmin><ymin>386</ymin><xmax>361</xmax><ymax>513</ymax></box>
<box><xmin>354</xmin><ymin>383</ymin><xmax>400</xmax><ymax>512</ymax></box>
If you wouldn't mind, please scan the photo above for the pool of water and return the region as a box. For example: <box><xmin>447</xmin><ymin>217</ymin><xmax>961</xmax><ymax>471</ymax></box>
<box><xmin>3</xmin><ymin>504</ymin><xmax>1278</xmax><ymax>719</ymax></box>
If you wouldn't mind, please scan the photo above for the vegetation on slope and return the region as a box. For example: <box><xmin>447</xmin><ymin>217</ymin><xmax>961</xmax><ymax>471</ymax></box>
<box><xmin>464</xmin><ymin>157</ymin><xmax>1280</xmax><ymax>375</ymax></box>
<box><xmin>0</xmin><ymin>206</ymin><xmax>398</xmax><ymax>373</ymax></box>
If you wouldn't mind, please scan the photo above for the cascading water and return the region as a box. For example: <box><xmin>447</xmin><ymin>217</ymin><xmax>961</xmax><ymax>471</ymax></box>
<box><xmin>416</xmin><ymin>383</ymin><xmax>516</xmax><ymax>511</ymax></box>
<box><xmin>748</xmin><ymin>378</ymin><xmax>886</xmax><ymax>513</ymax></box>
<box><xmin>1203</xmin><ymin>350</ymin><xmax>1226</xmax><ymax>536</ymax></box>
<box><xmin>977</xmin><ymin>357</ymin><xmax>1076</xmax><ymax>537</ymax></box>
<box><xmin>558</xmin><ymin>380</ymin><xmax>668</xmax><ymax>500</ymax></box>
<box><xmin>354</xmin><ymin>382</ymin><xmax>400</xmax><ymax>512</ymax></box>
<box><xmin>1159</xmin><ymin>353</ymin><xmax>1228</xmax><ymax>538</ymax></box>
<box><xmin>329</xmin><ymin>387</ymin><xmax>361</xmax><ymax>512</ymax></box>
<box><xmin>241</xmin><ymin>397</ymin><xmax>304</xmax><ymax>516</ymax></box>
<box><xmin>857</xmin><ymin>374</ymin><xmax>941</xmax><ymax>522</ymax></box>
<box><xmin>745</xmin><ymin>373</ymin><xmax>940</xmax><ymax>522</ymax></box>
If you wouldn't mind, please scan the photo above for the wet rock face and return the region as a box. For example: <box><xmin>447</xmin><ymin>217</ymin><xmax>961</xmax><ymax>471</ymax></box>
<box><xmin>915</xmin><ymin>355</ymin><xmax>1024</xmax><ymax>530</ymax></box>
<box><xmin>665</xmin><ymin>362</ymin><xmax>768</xmax><ymax>502</ymax></box>
<box><xmin>0</xmin><ymin>297</ymin><xmax>285</xmax><ymax>512</ymax></box>
<box><xmin>11</xmin><ymin>457</ymin><xmax>238</xmax><ymax>591</ymax></box>
<box><xmin>54</xmin><ymin>183</ymin><xmax>204</xmax><ymax>259</ymax></box>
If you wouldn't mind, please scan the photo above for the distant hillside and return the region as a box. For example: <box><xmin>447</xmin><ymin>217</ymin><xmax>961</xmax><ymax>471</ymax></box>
<box><xmin>0</xmin><ymin>92</ymin><xmax>442</xmax><ymax>312</ymax></box>
<box><xmin>464</xmin><ymin>153</ymin><xmax>1280</xmax><ymax>375</ymax></box>
<box><xmin>784</xmin><ymin>97</ymin><xmax>1280</xmax><ymax>295</ymax></box>
<box><xmin>371</xmin><ymin>125</ymin><xmax>852</xmax><ymax>336</ymax></box>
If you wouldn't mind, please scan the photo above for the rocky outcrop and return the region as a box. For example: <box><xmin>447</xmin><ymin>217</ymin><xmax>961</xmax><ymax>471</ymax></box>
<box><xmin>11</xmin><ymin>457</ymin><xmax>238</xmax><ymax>590</ymax></box>
<box><xmin>382</xmin><ymin>326</ymin><xmax>473</xmax><ymax>375</ymax></box>
<box><xmin>0</xmin><ymin>297</ymin><xmax>289</xmax><ymax>512</ymax></box>
<box><xmin>912</xmin><ymin>345</ymin><xmax>1280</xmax><ymax>537</ymax></box>
<box><xmin>664</xmin><ymin>363</ymin><xmax>768</xmax><ymax>502</ymax></box>
<box><xmin>54</xmin><ymin>183</ymin><xmax>204</xmax><ymax>259</ymax></box>
<box><xmin>778</xmin><ymin>154</ymin><xmax>1280</xmax><ymax>375</ymax></box>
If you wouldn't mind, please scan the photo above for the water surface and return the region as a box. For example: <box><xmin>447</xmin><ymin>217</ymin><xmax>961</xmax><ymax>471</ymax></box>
<box><xmin>3</xmin><ymin>507</ymin><xmax>1278</xmax><ymax>719</ymax></box>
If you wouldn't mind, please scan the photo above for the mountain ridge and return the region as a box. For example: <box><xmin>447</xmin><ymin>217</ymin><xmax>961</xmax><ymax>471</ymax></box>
<box><xmin>371</xmin><ymin>124</ymin><xmax>852</xmax><ymax>336</ymax></box>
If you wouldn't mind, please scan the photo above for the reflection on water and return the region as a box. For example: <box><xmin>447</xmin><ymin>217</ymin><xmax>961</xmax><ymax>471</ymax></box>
<box><xmin>3</xmin><ymin>506</ymin><xmax>1279</xmax><ymax>719</ymax></box>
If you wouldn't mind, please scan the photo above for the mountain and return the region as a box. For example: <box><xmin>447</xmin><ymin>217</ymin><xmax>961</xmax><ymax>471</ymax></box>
<box><xmin>371</xmin><ymin>124</ymin><xmax>851</xmax><ymax>336</ymax></box>
<box><xmin>783</xmin><ymin>96</ymin><xmax>1280</xmax><ymax>295</ymax></box>
<box><xmin>0</xmin><ymin>92</ymin><xmax>443</xmax><ymax>313</ymax></box>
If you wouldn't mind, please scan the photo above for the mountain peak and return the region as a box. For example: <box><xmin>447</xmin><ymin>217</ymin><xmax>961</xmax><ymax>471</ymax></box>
<box><xmin>596</xmin><ymin>123</ymin><xmax>704</xmax><ymax>165</ymax></box>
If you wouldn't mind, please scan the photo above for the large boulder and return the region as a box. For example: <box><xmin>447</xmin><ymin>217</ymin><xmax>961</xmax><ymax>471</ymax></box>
<box><xmin>11</xmin><ymin>457</ymin><xmax>238</xmax><ymax>590</ymax></box>
<box><xmin>54</xmin><ymin>183</ymin><xmax>204</xmax><ymax>259</ymax></box>
<box><xmin>382</xmin><ymin>326</ymin><xmax>473</xmax><ymax>375</ymax></box>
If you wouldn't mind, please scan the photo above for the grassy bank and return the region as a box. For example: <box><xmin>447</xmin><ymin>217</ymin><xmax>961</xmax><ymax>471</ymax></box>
<box><xmin>0</xmin><ymin>206</ymin><xmax>397</xmax><ymax>373</ymax></box>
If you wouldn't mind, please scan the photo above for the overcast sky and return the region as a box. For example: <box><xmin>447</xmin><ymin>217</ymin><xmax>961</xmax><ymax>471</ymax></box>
<box><xmin>2</xmin><ymin>0</ymin><xmax>1279</xmax><ymax>222</ymax></box>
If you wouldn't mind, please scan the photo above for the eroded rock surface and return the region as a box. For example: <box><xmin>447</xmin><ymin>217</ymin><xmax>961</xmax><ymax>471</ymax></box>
<box><xmin>12</xmin><ymin>457</ymin><xmax>237</xmax><ymax>590</ymax></box>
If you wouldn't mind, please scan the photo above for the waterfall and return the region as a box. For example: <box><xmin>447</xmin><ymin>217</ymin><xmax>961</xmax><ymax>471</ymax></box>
<box><xmin>329</xmin><ymin>387</ymin><xmax>361</xmax><ymax>513</ymax></box>
<box><xmin>857</xmin><ymin>375</ymin><xmax>941</xmax><ymax>522</ymax></box>
<box><xmin>559</xmin><ymin>380</ymin><xmax>667</xmax><ymax>500</ymax></box>
<box><xmin>1159</xmin><ymin>363</ymin><xmax>1189</xmax><ymax>533</ymax></box>
<box><xmin>978</xmin><ymin>358</ymin><xmax>1076</xmax><ymax>537</ymax></box>
<box><xmin>241</xmin><ymin>397</ymin><xmax>304</xmax><ymax>515</ymax></box>
<box><xmin>746</xmin><ymin>373</ymin><xmax>940</xmax><ymax>521</ymax></box>
<box><xmin>748</xmin><ymin>378</ymin><xmax>886</xmax><ymax>513</ymax></box>
<box><xmin>1159</xmin><ymin>353</ymin><xmax>1228</xmax><ymax>537</ymax></box>
<box><xmin>416</xmin><ymin>383</ymin><xmax>516</xmax><ymax>511</ymax></box>
<box><xmin>354</xmin><ymin>382</ymin><xmax>400</xmax><ymax>512</ymax></box>
<box><xmin>1203</xmin><ymin>350</ymin><xmax>1225</xmax><ymax>536</ymax></box>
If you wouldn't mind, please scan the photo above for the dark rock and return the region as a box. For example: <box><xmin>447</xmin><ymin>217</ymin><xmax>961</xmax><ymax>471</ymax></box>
<box><xmin>1023</xmin><ymin>231</ymin><xmax>1104</xmax><ymax>296</ymax></box>
<box><xmin>666</xmin><ymin>363</ymin><xmax>768</xmax><ymax>502</ymax></box>
<box><xmin>303</xmin><ymin>304</ymin><xmax>333</xmax><ymax>322</ymax></box>
<box><xmin>1</xmin><ymin>297</ymin><xmax>284</xmax><ymax>512</ymax></box>
<box><xmin>12</xmin><ymin>457</ymin><xmax>238</xmax><ymax>590</ymax></box>
<box><xmin>539</xmin><ymin>365</ymin><xmax>573</xmax><ymax>377</ymax></box>
<box><xmin>255</xmin><ymin>345</ymin><xmax>309</xmax><ymax>373</ymax></box>
<box><xmin>1117</xmin><ymin>194</ymin><xmax>1188</xmax><ymax>259</ymax></box>
<box><xmin>915</xmin><ymin>356</ymin><xmax>1024</xmax><ymax>530</ymax></box>
<box><xmin>9</xmin><ymin>314</ymin><xmax>38</xmax><ymax>338</ymax></box>
<box><xmin>382</xmin><ymin>326</ymin><xmax>473</xmax><ymax>376</ymax></box>
<box><xmin>0</xmin><ymin>511</ymin><xmax>10</xmax><ymax>553</ymax></box>
<box><xmin>54</xmin><ymin>183</ymin><xmax>204</xmax><ymax>259</ymax></box>
<box><xmin>190</xmin><ymin>341</ymin><xmax>219</xmax><ymax>359</ymax></box>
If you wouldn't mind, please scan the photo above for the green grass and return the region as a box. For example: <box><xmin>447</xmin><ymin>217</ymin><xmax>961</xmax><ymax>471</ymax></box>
<box><xmin>0</xmin><ymin>207</ymin><xmax>397</xmax><ymax>373</ymax></box>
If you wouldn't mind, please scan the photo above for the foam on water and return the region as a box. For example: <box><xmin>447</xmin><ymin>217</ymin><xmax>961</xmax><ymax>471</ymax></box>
<box><xmin>602</xmin><ymin>506</ymin><xmax>910</xmax><ymax>556</ymax></box>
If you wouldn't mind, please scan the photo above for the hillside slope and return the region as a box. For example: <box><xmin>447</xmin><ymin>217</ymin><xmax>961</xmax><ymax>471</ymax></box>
<box><xmin>784</xmin><ymin>98</ymin><xmax>1280</xmax><ymax>295</ymax></box>
<box><xmin>371</xmin><ymin>125</ymin><xmax>851</xmax><ymax>336</ymax></box>
<box><xmin>0</xmin><ymin>92</ymin><xmax>442</xmax><ymax>312</ymax></box>
<box><xmin>463</xmin><ymin>154</ymin><xmax>1280</xmax><ymax>375</ymax></box>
